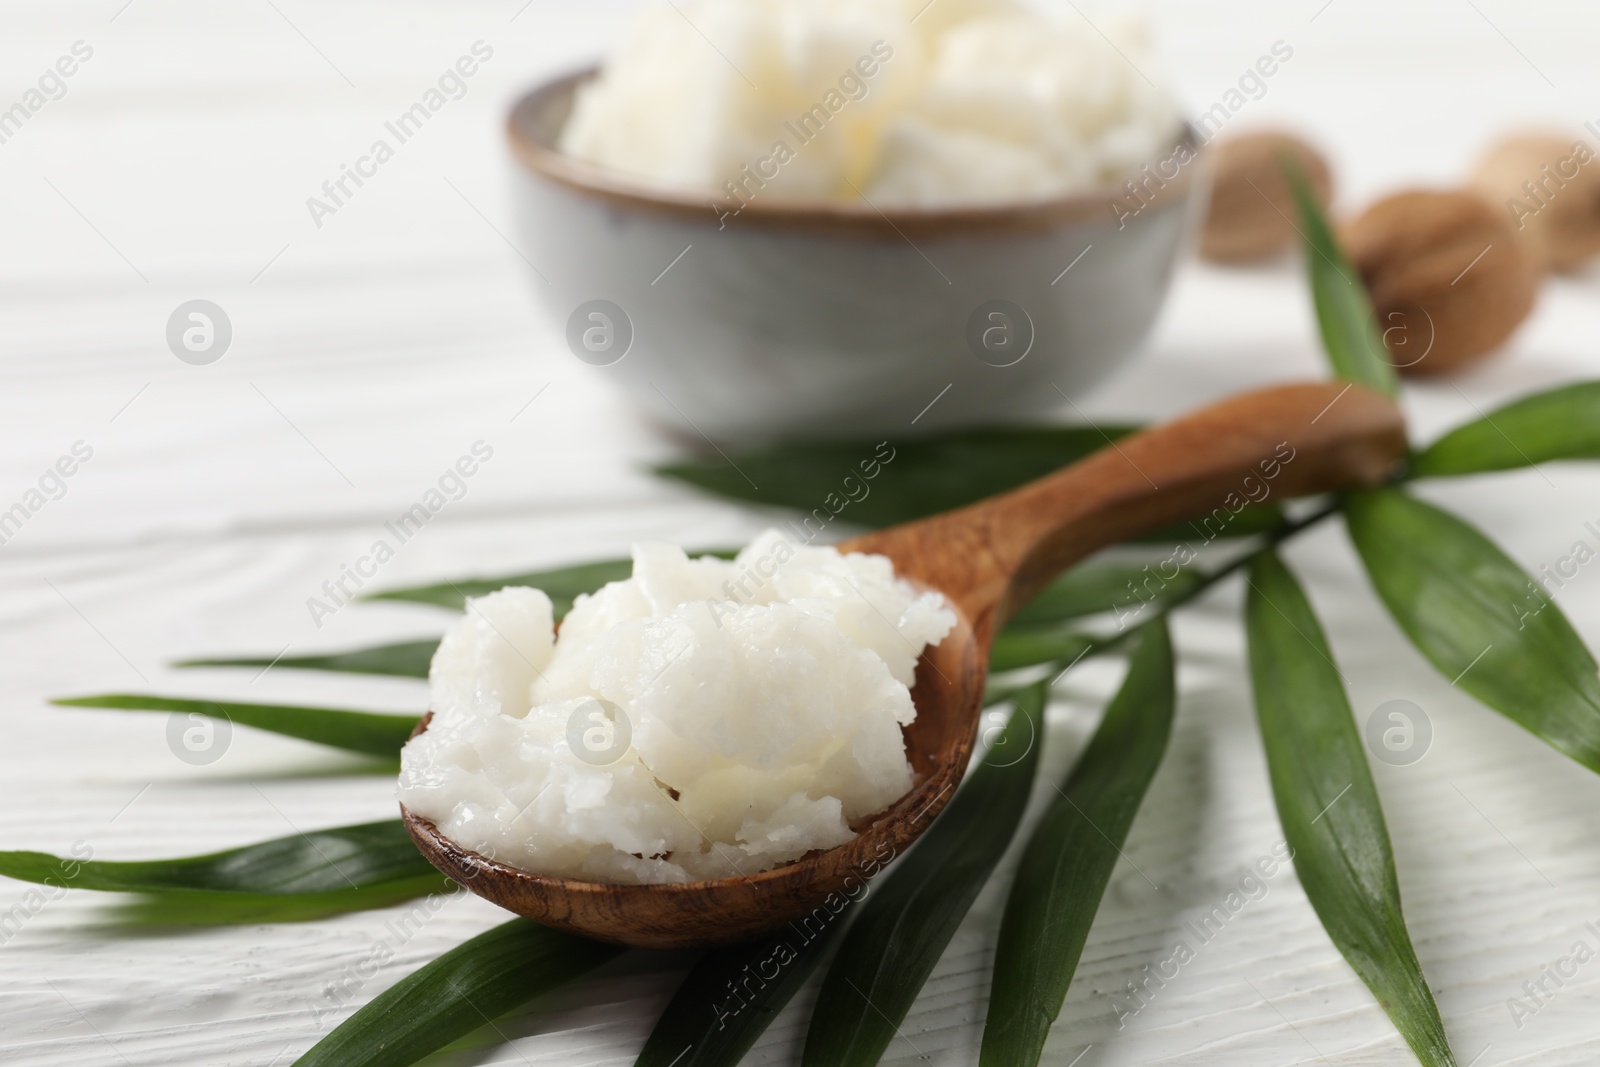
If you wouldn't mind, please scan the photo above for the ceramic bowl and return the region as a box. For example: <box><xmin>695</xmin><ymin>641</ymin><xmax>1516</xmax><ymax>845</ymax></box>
<box><xmin>508</xmin><ymin>69</ymin><xmax>1207</xmax><ymax>443</ymax></box>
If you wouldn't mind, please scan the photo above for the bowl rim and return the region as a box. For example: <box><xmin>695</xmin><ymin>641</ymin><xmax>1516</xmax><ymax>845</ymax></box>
<box><xmin>507</xmin><ymin>66</ymin><xmax>1204</xmax><ymax>237</ymax></box>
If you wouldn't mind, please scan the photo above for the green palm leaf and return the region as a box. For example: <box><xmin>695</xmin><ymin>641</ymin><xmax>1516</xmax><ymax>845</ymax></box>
<box><xmin>0</xmin><ymin>820</ymin><xmax>447</xmax><ymax>921</ymax></box>
<box><xmin>365</xmin><ymin>557</ymin><xmax>654</xmax><ymax>612</ymax></box>
<box><xmin>51</xmin><ymin>695</ymin><xmax>416</xmax><ymax>759</ymax></box>
<box><xmin>1412</xmin><ymin>380</ymin><xmax>1600</xmax><ymax>477</ymax></box>
<box><xmin>178</xmin><ymin>640</ymin><xmax>437</xmax><ymax>679</ymax></box>
<box><xmin>1008</xmin><ymin>560</ymin><xmax>1203</xmax><ymax>627</ymax></box>
<box><xmin>982</xmin><ymin>619</ymin><xmax>1175</xmax><ymax>1066</ymax></box>
<box><xmin>0</xmin><ymin>819</ymin><xmax>430</xmax><ymax>894</ymax></box>
<box><xmin>1345</xmin><ymin>487</ymin><xmax>1600</xmax><ymax>772</ymax></box>
<box><xmin>291</xmin><ymin>918</ymin><xmax>620</xmax><ymax>1067</ymax></box>
<box><xmin>1245</xmin><ymin>549</ymin><xmax>1453</xmax><ymax>1066</ymax></box>
<box><xmin>1289</xmin><ymin>165</ymin><xmax>1399</xmax><ymax>397</ymax></box>
<box><xmin>633</xmin><ymin>910</ymin><xmax>852</xmax><ymax>1067</ymax></box>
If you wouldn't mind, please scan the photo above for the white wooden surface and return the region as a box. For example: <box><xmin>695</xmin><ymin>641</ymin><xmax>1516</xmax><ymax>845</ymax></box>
<box><xmin>4</xmin><ymin>1</ymin><xmax>1600</xmax><ymax>1063</ymax></box>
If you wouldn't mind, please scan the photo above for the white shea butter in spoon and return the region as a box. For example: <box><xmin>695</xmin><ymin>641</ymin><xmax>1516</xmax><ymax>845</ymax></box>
<box><xmin>397</xmin><ymin>531</ymin><xmax>955</xmax><ymax>885</ymax></box>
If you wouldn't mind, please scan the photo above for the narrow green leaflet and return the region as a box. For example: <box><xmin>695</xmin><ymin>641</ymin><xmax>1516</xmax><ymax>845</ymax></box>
<box><xmin>101</xmin><ymin>882</ymin><xmax>448</xmax><ymax>925</ymax></box>
<box><xmin>634</xmin><ymin>906</ymin><xmax>853</xmax><ymax>1067</ymax></box>
<box><xmin>1290</xmin><ymin>166</ymin><xmax>1399</xmax><ymax>397</ymax></box>
<box><xmin>1412</xmin><ymin>380</ymin><xmax>1600</xmax><ymax>477</ymax></box>
<box><xmin>52</xmin><ymin>695</ymin><xmax>416</xmax><ymax>759</ymax></box>
<box><xmin>986</xmin><ymin>635</ymin><xmax>1119</xmax><ymax>708</ymax></box>
<box><xmin>1346</xmin><ymin>487</ymin><xmax>1600</xmax><ymax>772</ymax></box>
<box><xmin>0</xmin><ymin>819</ymin><xmax>432</xmax><ymax>895</ymax></box>
<box><xmin>1009</xmin><ymin>561</ymin><xmax>1203</xmax><ymax>628</ymax></box>
<box><xmin>292</xmin><ymin>918</ymin><xmax>621</xmax><ymax>1067</ymax></box>
<box><xmin>804</xmin><ymin>680</ymin><xmax>1047</xmax><ymax>1067</ymax></box>
<box><xmin>982</xmin><ymin>619</ymin><xmax>1175</xmax><ymax>1067</ymax></box>
<box><xmin>655</xmin><ymin>427</ymin><xmax>1129</xmax><ymax>527</ymax></box>
<box><xmin>990</xmin><ymin>628</ymin><xmax>1099</xmax><ymax>674</ymax></box>
<box><xmin>654</xmin><ymin>429</ymin><xmax>1279</xmax><ymax>540</ymax></box>
<box><xmin>1147</xmin><ymin>503</ymin><xmax>1284</xmax><ymax>545</ymax></box>
<box><xmin>991</xmin><ymin>560</ymin><xmax>1206</xmax><ymax>671</ymax></box>
<box><xmin>1245</xmin><ymin>550</ymin><xmax>1454</xmax><ymax>1066</ymax></box>
<box><xmin>366</xmin><ymin>557</ymin><xmax>658</xmax><ymax>612</ymax></box>
<box><xmin>177</xmin><ymin>640</ymin><xmax>438</xmax><ymax>679</ymax></box>
<box><xmin>0</xmin><ymin>820</ymin><xmax>449</xmax><ymax>921</ymax></box>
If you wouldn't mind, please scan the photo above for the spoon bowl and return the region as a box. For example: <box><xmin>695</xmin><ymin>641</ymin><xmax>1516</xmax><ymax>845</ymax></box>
<box><xmin>402</xmin><ymin>609</ymin><xmax>980</xmax><ymax>950</ymax></box>
<box><xmin>404</xmin><ymin>380</ymin><xmax>1408</xmax><ymax>949</ymax></box>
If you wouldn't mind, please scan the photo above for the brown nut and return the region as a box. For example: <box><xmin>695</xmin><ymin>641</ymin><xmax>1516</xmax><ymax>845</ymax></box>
<box><xmin>1470</xmin><ymin>132</ymin><xmax>1600</xmax><ymax>273</ymax></box>
<box><xmin>1341</xmin><ymin>189</ymin><xmax>1539</xmax><ymax>378</ymax></box>
<box><xmin>1200</xmin><ymin>131</ymin><xmax>1333</xmax><ymax>263</ymax></box>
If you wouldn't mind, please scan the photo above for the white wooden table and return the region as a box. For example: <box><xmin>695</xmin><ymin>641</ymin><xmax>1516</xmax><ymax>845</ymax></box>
<box><xmin>4</xmin><ymin>1</ymin><xmax>1600</xmax><ymax>1063</ymax></box>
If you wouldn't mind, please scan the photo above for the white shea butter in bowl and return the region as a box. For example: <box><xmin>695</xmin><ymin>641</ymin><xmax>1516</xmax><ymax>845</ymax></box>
<box><xmin>397</xmin><ymin>531</ymin><xmax>956</xmax><ymax>886</ymax></box>
<box><xmin>558</xmin><ymin>0</ymin><xmax>1181</xmax><ymax>206</ymax></box>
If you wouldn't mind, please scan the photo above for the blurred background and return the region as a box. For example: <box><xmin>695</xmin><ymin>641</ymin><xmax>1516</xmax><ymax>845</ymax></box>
<box><xmin>4</xmin><ymin>2</ymin><xmax>1600</xmax><ymax>1064</ymax></box>
<box><xmin>4</xmin><ymin>0</ymin><xmax>1597</xmax><ymax>547</ymax></box>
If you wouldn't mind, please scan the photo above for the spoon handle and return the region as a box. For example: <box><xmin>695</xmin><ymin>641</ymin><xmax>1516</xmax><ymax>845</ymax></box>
<box><xmin>844</xmin><ymin>381</ymin><xmax>1406</xmax><ymax>642</ymax></box>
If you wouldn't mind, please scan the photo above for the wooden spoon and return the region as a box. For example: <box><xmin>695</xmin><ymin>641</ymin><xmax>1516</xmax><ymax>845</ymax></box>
<box><xmin>403</xmin><ymin>380</ymin><xmax>1406</xmax><ymax>950</ymax></box>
